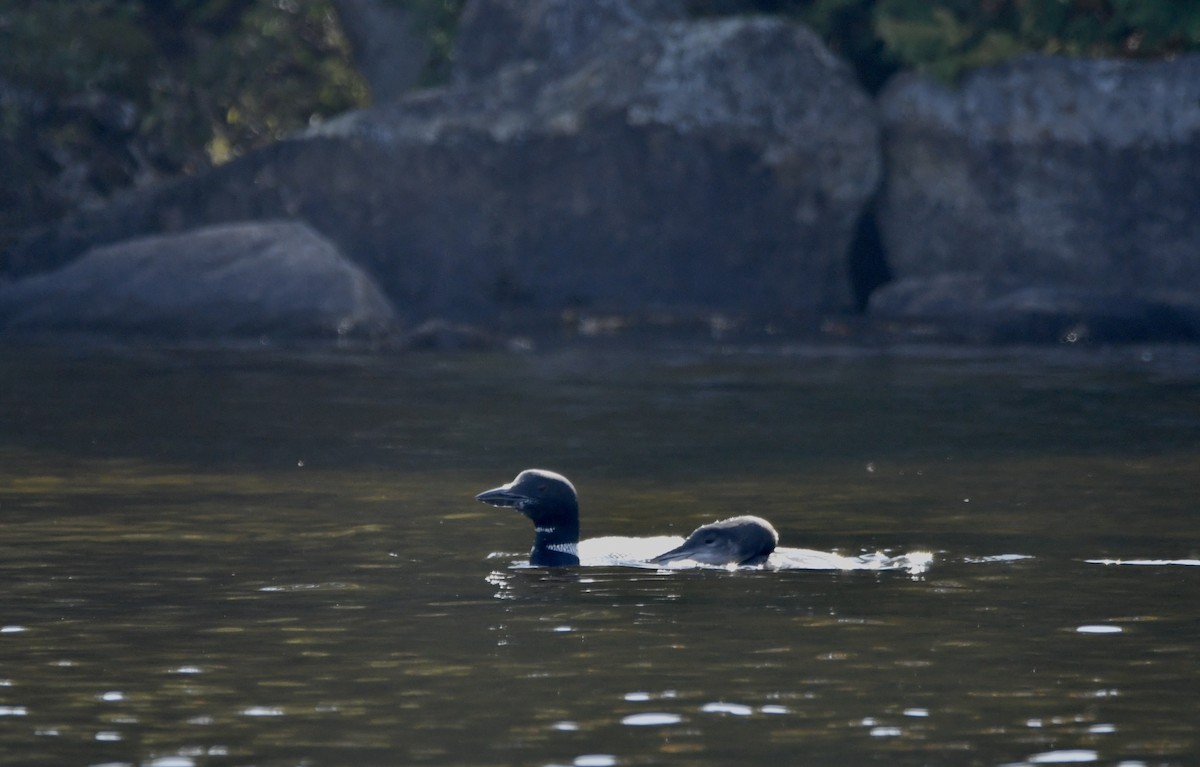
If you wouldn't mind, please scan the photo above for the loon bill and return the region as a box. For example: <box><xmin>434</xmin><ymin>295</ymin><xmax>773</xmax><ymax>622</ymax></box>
<box><xmin>475</xmin><ymin>469</ymin><xmax>779</xmax><ymax>568</ymax></box>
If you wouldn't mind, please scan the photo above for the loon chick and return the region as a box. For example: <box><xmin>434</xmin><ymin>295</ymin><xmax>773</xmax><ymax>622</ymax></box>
<box><xmin>476</xmin><ymin>469</ymin><xmax>582</xmax><ymax>566</ymax></box>
<box><xmin>649</xmin><ymin>515</ymin><xmax>779</xmax><ymax>567</ymax></box>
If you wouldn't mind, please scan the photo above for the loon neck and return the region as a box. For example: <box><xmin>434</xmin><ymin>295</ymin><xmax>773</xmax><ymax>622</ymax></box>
<box><xmin>530</xmin><ymin>520</ymin><xmax>580</xmax><ymax>567</ymax></box>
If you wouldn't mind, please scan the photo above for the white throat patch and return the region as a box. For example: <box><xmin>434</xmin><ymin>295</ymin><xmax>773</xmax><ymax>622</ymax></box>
<box><xmin>546</xmin><ymin>542</ymin><xmax>578</xmax><ymax>556</ymax></box>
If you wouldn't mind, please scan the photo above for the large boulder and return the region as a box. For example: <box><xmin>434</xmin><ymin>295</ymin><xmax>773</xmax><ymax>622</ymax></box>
<box><xmin>4</xmin><ymin>12</ymin><xmax>880</xmax><ymax>325</ymax></box>
<box><xmin>874</xmin><ymin>54</ymin><xmax>1200</xmax><ymax>340</ymax></box>
<box><xmin>0</xmin><ymin>220</ymin><xmax>396</xmax><ymax>339</ymax></box>
<box><xmin>869</xmin><ymin>273</ymin><xmax>1200</xmax><ymax>343</ymax></box>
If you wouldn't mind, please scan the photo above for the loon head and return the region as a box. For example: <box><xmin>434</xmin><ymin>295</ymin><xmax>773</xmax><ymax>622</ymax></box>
<box><xmin>476</xmin><ymin>469</ymin><xmax>581</xmax><ymax>566</ymax></box>
<box><xmin>649</xmin><ymin>515</ymin><xmax>779</xmax><ymax>567</ymax></box>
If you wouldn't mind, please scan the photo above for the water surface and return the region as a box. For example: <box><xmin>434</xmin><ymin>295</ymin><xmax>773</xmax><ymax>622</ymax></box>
<box><xmin>1</xmin><ymin>341</ymin><xmax>1198</xmax><ymax>766</ymax></box>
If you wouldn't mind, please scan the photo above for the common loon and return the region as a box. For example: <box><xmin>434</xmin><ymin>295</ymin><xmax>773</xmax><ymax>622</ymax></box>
<box><xmin>476</xmin><ymin>469</ymin><xmax>778</xmax><ymax>568</ymax></box>
<box><xmin>476</xmin><ymin>469</ymin><xmax>933</xmax><ymax>573</ymax></box>
<box><xmin>476</xmin><ymin>469</ymin><xmax>584</xmax><ymax>566</ymax></box>
<box><xmin>649</xmin><ymin>515</ymin><xmax>778</xmax><ymax>566</ymax></box>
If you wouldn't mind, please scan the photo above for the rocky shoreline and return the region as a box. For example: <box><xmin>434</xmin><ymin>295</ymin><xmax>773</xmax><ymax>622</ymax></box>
<box><xmin>3</xmin><ymin>0</ymin><xmax>1198</xmax><ymax>345</ymax></box>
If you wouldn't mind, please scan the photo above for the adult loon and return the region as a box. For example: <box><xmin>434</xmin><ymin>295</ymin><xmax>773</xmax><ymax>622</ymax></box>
<box><xmin>475</xmin><ymin>469</ymin><xmax>584</xmax><ymax>566</ymax></box>
<box><xmin>475</xmin><ymin>469</ymin><xmax>777</xmax><ymax>567</ymax></box>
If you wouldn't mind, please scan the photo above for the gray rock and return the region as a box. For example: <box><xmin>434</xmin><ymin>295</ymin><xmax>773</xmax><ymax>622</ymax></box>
<box><xmin>453</xmin><ymin>0</ymin><xmax>685</xmax><ymax>83</ymax></box>
<box><xmin>394</xmin><ymin>318</ymin><xmax>502</xmax><ymax>351</ymax></box>
<box><xmin>0</xmin><ymin>220</ymin><xmax>397</xmax><ymax>339</ymax></box>
<box><xmin>877</xmin><ymin>54</ymin><xmax>1200</xmax><ymax>294</ymax></box>
<box><xmin>870</xmin><ymin>274</ymin><xmax>1200</xmax><ymax>343</ymax></box>
<box><xmin>333</xmin><ymin>0</ymin><xmax>429</xmax><ymax>102</ymax></box>
<box><xmin>5</xmin><ymin>15</ymin><xmax>879</xmax><ymax>323</ymax></box>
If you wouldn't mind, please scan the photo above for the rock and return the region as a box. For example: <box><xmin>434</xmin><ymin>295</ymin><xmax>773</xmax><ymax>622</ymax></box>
<box><xmin>395</xmin><ymin>318</ymin><xmax>502</xmax><ymax>351</ymax></box>
<box><xmin>869</xmin><ymin>274</ymin><xmax>1200</xmax><ymax>343</ymax></box>
<box><xmin>332</xmin><ymin>0</ymin><xmax>429</xmax><ymax>102</ymax></box>
<box><xmin>876</xmin><ymin>54</ymin><xmax>1200</xmax><ymax>297</ymax></box>
<box><xmin>453</xmin><ymin>0</ymin><xmax>685</xmax><ymax>82</ymax></box>
<box><xmin>0</xmin><ymin>220</ymin><xmax>397</xmax><ymax>340</ymax></box>
<box><xmin>4</xmin><ymin>14</ymin><xmax>880</xmax><ymax>324</ymax></box>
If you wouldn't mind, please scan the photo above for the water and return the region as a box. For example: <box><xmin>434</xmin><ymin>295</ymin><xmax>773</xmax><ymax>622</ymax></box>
<box><xmin>1</xmin><ymin>340</ymin><xmax>1198</xmax><ymax>766</ymax></box>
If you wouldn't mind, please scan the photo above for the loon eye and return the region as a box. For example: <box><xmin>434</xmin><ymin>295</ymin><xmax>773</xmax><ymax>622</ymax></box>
<box><xmin>704</xmin><ymin>535</ymin><xmax>717</xmax><ymax>545</ymax></box>
<box><xmin>537</xmin><ymin>483</ymin><xmax>548</xmax><ymax>493</ymax></box>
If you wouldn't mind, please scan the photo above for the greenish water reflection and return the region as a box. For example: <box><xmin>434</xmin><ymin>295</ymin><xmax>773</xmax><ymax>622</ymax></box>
<box><xmin>0</xmin><ymin>342</ymin><xmax>1198</xmax><ymax>766</ymax></box>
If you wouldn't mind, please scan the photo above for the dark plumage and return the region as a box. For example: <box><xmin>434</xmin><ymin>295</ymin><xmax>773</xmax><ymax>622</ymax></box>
<box><xmin>476</xmin><ymin>469</ymin><xmax>780</xmax><ymax>568</ymax></box>
<box><xmin>476</xmin><ymin>469</ymin><xmax>582</xmax><ymax>566</ymax></box>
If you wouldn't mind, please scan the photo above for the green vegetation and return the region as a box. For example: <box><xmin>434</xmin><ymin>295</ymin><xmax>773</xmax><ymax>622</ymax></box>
<box><xmin>0</xmin><ymin>0</ymin><xmax>462</xmax><ymax>250</ymax></box>
<box><xmin>0</xmin><ymin>0</ymin><xmax>368</xmax><ymax>168</ymax></box>
<box><xmin>872</xmin><ymin>0</ymin><xmax>1200</xmax><ymax>82</ymax></box>
<box><xmin>691</xmin><ymin>0</ymin><xmax>1200</xmax><ymax>89</ymax></box>
<box><xmin>404</xmin><ymin>0</ymin><xmax>467</xmax><ymax>85</ymax></box>
<box><xmin>0</xmin><ymin>0</ymin><xmax>363</xmax><ymax>250</ymax></box>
